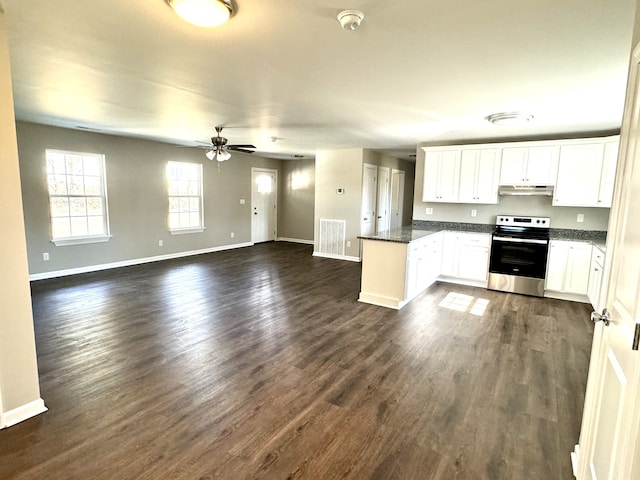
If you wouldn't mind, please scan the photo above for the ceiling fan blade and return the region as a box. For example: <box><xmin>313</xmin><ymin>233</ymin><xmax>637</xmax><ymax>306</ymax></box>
<box><xmin>228</xmin><ymin>144</ymin><xmax>256</xmax><ymax>149</ymax></box>
<box><xmin>229</xmin><ymin>148</ymin><xmax>255</xmax><ymax>154</ymax></box>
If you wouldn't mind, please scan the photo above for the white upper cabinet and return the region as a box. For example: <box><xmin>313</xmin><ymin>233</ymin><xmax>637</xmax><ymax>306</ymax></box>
<box><xmin>422</xmin><ymin>150</ymin><xmax>461</xmax><ymax>202</ymax></box>
<box><xmin>499</xmin><ymin>145</ymin><xmax>559</xmax><ymax>186</ymax></box>
<box><xmin>553</xmin><ymin>137</ymin><xmax>619</xmax><ymax>208</ymax></box>
<box><xmin>423</xmin><ymin>147</ymin><xmax>499</xmax><ymax>204</ymax></box>
<box><xmin>459</xmin><ymin>149</ymin><xmax>500</xmax><ymax>204</ymax></box>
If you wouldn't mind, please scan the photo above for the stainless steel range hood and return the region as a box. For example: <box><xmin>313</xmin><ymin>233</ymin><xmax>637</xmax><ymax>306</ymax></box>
<box><xmin>498</xmin><ymin>185</ymin><xmax>554</xmax><ymax>196</ymax></box>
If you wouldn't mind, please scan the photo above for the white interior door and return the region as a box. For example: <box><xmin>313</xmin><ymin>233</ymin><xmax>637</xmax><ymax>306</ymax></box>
<box><xmin>251</xmin><ymin>168</ymin><xmax>277</xmax><ymax>243</ymax></box>
<box><xmin>390</xmin><ymin>169</ymin><xmax>405</xmax><ymax>230</ymax></box>
<box><xmin>576</xmin><ymin>43</ymin><xmax>640</xmax><ymax>480</ymax></box>
<box><xmin>376</xmin><ymin>166</ymin><xmax>390</xmax><ymax>233</ymax></box>
<box><xmin>361</xmin><ymin>164</ymin><xmax>377</xmax><ymax>235</ymax></box>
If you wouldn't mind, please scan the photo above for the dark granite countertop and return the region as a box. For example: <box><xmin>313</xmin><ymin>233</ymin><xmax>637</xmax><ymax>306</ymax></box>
<box><xmin>412</xmin><ymin>220</ymin><xmax>494</xmax><ymax>233</ymax></box>
<box><xmin>358</xmin><ymin>226</ymin><xmax>439</xmax><ymax>243</ymax></box>
<box><xmin>549</xmin><ymin>228</ymin><xmax>607</xmax><ymax>252</ymax></box>
<box><xmin>359</xmin><ymin>221</ymin><xmax>493</xmax><ymax>244</ymax></box>
<box><xmin>360</xmin><ymin>221</ymin><xmax>608</xmax><ymax>251</ymax></box>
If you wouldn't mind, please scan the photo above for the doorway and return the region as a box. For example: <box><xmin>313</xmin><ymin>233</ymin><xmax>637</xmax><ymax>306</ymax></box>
<box><xmin>390</xmin><ymin>169</ymin><xmax>405</xmax><ymax>230</ymax></box>
<box><xmin>251</xmin><ymin>168</ymin><xmax>277</xmax><ymax>243</ymax></box>
<box><xmin>376</xmin><ymin>166</ymin><xmax>391</xmax><ymax>233</ymax></box>
<box><xmin>361</xmin><ymin>163</ymin><xmax>377</xmax><ymax>236</ymax></box>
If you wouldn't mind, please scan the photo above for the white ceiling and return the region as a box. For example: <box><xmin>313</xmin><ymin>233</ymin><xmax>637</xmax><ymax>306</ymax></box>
<box><xmin>2</xmin><ymin>0</ymin><xmax>637</xmax><ymax>160</ymax></box>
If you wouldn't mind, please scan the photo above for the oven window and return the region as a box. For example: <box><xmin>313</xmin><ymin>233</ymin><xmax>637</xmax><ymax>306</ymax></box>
<box><xmin>489</xmin><ymin>240</ymin><xmax>548</xmax><ymax>279</ymax></box>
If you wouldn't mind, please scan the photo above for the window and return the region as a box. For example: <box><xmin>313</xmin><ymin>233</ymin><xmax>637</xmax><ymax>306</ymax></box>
<box><xmin>167</xmin><ymin>161</ymin><xmax>204</xmax><ymax>233</ymax></box>
<box><xmin>46</xmin><ymin>149</ymin><xmax>110</xmax><ymax>246</ymax></box>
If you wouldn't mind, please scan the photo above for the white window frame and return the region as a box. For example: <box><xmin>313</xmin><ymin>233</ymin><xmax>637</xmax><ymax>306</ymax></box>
<box><xmin>46</xmin><ymin>149</ymin><xmax>111</xmax><ymax>246</ymax></box>
<box><xmin>167</xmin><ymin>161</ymin><xmax>205</xmax><ymax>234</ymax></box>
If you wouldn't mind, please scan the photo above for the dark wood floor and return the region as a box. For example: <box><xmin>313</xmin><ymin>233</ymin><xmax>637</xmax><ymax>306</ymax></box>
<box><xmin>1</xmin><ymin>242</ymin><xmax>594</xmax><ymax>479</ymax></box>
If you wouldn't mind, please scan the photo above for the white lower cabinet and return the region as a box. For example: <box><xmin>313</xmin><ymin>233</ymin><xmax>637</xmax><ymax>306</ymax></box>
<box><xmin>546</xmin><ymin>240</ymin><xmax>592</xmax><ymax>295</ymax></box>
<box><xmin>587</xmin><ymin>246</ymin><xmax>605</xmax><ymax>311</ymax></box>
<box><xmin>406</xmin><ymin>232</ymin><xmax>443</xmax><ymax>300</ymax></box>
<box><xmin>441</xmin><ymin>232</ymin><xmax>491</xmax><ymax>283</ymax></box>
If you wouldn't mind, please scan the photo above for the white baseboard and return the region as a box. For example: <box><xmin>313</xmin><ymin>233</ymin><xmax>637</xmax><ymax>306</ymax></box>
<box><xmin>570</xmin><ymin>444</ymin><xmax>580</xmax><ymax>478</ymax></box>
<box><xmin>1</xmin><ymin>398</ymin><xmax>47</xmax><ymax>429</ymax></box>
<box><xmin>29</xmin><ymin>242</ymin><xmax>254</xmax><ymax>281</ymax></box>
<box><xmin>358</xmin><ymin>292</ymin><xmax>406</xmax><ymax>310</ymax></box>
<box><xmin>276</xmin><ymin>237</ymin><xmax>314</xmax><ymax>245</ymax></box>
<box><xmin>312</xmin><ymin>252</ymin><xmax>361</xmax><ymax>262</ymax></box>
<box><xmin>544</xmin><ymin>291</ymin><xmax>590</xmax><ymax>304</ymax></box>
<box><xmin>437</xmin><ymin>276</ymin><xmax>489</xmax><ymax>289</ymax></box>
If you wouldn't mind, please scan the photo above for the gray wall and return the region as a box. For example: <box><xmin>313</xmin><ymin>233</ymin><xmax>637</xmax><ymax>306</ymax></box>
<box><xmin>16</xmin><ymin>122</ymin><xmax>316</xmax><ymax>276</ymax></box>
<box><xmin>412</xmin><ymin>142</ymin><xmax>611</xmax><ymax>230</ymax></box>
<box><xmin>314</xmin><ymin>149</ymin><xmax>364</xmax><ymax>258</ymax></box>
<box><xmin>278</xmin><ymin>158</ymin><xmax>315</xmax><ymax>241</ymax></box>
<box><xmin>314</xmin><ymin>148</ymin><xmax>416</xmax><ymax>259</ymax></box>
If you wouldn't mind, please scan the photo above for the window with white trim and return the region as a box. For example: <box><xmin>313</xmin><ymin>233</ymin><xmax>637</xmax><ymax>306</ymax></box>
<box><xmin>167</xmin><ymin>161</ymin><xmax>204</xmax><ymax>233</ymax></box>
<box><xmin>46</xmin><ymin>149</ymin><xmax>111</xmax><ymax>246</ymax></box>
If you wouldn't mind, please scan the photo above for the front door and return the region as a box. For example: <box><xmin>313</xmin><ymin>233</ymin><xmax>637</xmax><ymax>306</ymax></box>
<box><xmin>251</xmin><ymin>168</ymin><xmax>277</xmax><ymax>244</ymax></box>
<box><xmin>576</xmin><ymin>43</ymin><xmax>640</xmax><ymax>480</ymax></box>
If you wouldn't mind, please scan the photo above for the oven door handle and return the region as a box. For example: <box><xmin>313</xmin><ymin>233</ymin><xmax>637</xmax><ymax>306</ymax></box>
<box><xmin>492</xmin><ymin>236</ymin><xmax>548</xmax><ymax>245</ymax></box>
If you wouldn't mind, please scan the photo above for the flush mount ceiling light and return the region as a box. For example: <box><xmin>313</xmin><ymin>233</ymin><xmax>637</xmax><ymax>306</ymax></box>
<box><xmin>337</xmin><ymin>10</ymin><xmax>364</xmax><ymax>30</ymax></box>
<box><xmin>486</xmin><ymin>112</ymin><xmax>534</xmax><ymax>126</ymax></box>
<box><xmin>166</xmin><ymin>0</ymin><xmax>233</xmax><ymax>28</ymax></box>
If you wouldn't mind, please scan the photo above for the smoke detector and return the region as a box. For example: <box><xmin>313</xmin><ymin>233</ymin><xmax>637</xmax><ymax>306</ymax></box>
<box><xmin>337</xmin><ymin>10</ymin><xmax>364</xmax><ymax>31</ymax></box>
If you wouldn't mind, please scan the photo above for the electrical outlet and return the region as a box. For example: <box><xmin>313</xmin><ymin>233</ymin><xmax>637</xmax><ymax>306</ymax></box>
<box><xmin>426</xmin><ymin>208</ymin><xmax>433</xmax><ymax>215</ymax></box>
<box><xmin>577</xmin><ymin>213</ymin><xmax>584</xmax><ymax>223</ymax></box>
<box><xmin>471</xmin><ymin>209</ymin><xmax>477</xmax><ymax>217</ymax></box>
<box><xmin>158</xmin><ymin>240</ymin><xmax>163</xmax><ymax>247</ymax></box>
<box><xmin>347</xmin><ymin>240</ymin><xmax>351</xmax><ymax>248</ymax></box>
<box><xmin>230</xmin><ymin>232</ymin><xmax>235</xmax><ymax>238</ymax></box>
<box><xmin>43</xmin><ymin>252</ymin><xmax>49</xmax><ymax>261</ymax></box>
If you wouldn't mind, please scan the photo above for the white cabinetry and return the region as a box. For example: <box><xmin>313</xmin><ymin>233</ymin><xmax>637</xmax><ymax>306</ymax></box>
<box><xmin>587</xmin><ymin>246</ymin><xmax>605</xmax><ymax>311</ymax></box>
<box><xmin>546</xmin><ymin>240</ymin><xmax>592</xmax><ymax>295</ymax></box>
<box><xmin>423</xmin><ymin>150</ymin><xmax>460</xmax><ymax>202</ymax></box>
<box><xmin>406</xmin><ymin>233</ymin><xmax>443</xmax><ymax>300</ymax></box>
<box><xmin>441</xmin><ymin>232</ymin><xmax>491</xmax><ymax>284</ymax></box>
<box><xmin>499</xmin><ymin>145</ymin><xmax>559</xmax><ymax>186</ymax></box>
<box><xmin>459</xmin><ymin>149</ymin><xmax>501</xmax><ymax>204</ymax></box>
<box><xmin>553</xmin><ymin>137</ymin><xmax>619</xmax><ymax>208</ymax></box>
<box><xmin>423</xmin><ymin>147</ymin><xmax>500</xmax><ymax>204</ymax></box>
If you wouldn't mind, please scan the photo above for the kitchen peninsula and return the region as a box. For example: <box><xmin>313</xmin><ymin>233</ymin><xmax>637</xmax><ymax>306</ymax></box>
<box><xmin>358</xmin><ymin>222</ymin><xmax>493</xmax><ymax>309</ymax></box>
<box><xmin>358</xmin><ymin>221</ymin><xmax>607</xmax><ymax>310</ymax></box>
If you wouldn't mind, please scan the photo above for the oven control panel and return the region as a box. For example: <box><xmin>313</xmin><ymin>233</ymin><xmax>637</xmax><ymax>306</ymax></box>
<box><xmin>496</xmin><ymin>215</ymin><xmax>550</xmax><ymax>228</ymax></box>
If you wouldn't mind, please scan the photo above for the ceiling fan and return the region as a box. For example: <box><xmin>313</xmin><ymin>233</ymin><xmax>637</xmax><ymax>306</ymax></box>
<box><xmin>204</xmin><ymin>126</ymin><xmax>256</xmax><ymax>162</ymax></box>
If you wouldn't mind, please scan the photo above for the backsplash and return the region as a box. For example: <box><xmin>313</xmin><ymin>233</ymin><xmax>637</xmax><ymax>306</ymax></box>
<box><xmin>412</xmin><ymin>194</ymin><xmax>610</xmax><ymax>231</ymax></box>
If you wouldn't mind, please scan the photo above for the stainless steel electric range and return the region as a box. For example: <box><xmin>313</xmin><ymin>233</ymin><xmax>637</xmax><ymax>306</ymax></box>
<box><xmin>488</xmin><ymin>215</ymin><xmax>550</xmax><ymax>297</ymax></box>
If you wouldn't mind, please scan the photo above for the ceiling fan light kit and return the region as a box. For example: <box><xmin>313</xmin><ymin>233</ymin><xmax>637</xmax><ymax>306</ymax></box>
<box><xmin>166</xmin><ymin>0</ymin><xmax>233</xmax><ymax>28</ymax></box>
<box><xmin>486</xmin><ymin>112</ymin><xmax>534</xmax><ymax>126</ymax></box>
<box><xmin>337</xmin><ymin>10</ymin><xmax>364</xmax><ymax>31</ymax></box>
<box><xmin>203</xmin><ymin>126</ymin><xmax>256</xmax><ymax>162</ymax></box>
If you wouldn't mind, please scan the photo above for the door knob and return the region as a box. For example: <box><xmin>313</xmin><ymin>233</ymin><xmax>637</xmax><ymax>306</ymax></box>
<box><xmin>591</xmin><ymin>308</ymin><xmax>610</xmax><ymax>326</ymax></box>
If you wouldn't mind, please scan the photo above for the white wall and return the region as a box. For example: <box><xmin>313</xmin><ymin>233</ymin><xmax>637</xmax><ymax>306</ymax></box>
<box><xmin>0</xmin><ymin>8</ymin><xmax>45</xmax><ymax>427</ymax></box>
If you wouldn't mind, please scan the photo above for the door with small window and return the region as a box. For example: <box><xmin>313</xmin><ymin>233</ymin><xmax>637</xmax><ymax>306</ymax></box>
<box><xmin>251</xmin><ymin>168</ymin><xmax>277</xmax><ymax>243</ymax></box>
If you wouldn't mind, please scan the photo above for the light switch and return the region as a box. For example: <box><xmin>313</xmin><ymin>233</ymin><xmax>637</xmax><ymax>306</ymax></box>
<box><xmin>577</xmin><ymin>213</ymin><xmax>584</xmax><ymax>223</ymax></box>
<box><xmin>240</xmin><ymin>198</ymin><xmax>246</xmax><ymax>204</ymax></box>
